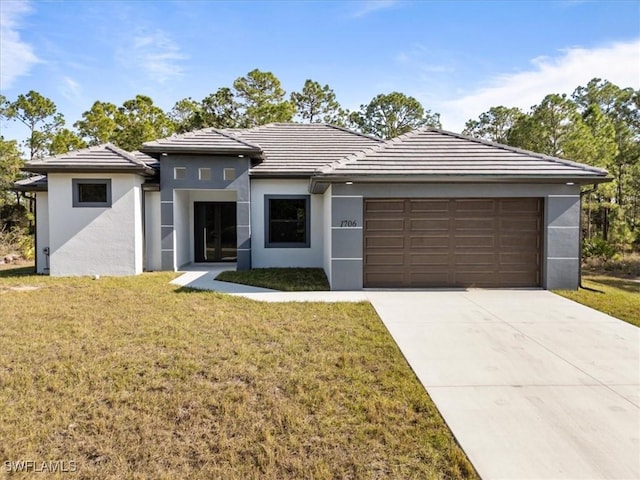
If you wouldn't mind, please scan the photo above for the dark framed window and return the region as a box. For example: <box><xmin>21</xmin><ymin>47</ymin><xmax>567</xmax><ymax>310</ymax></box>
<box><xmin>265</xmin><ymin>195</ymin><xmax>310</xmax><ymax>248</ymax></box>
<box><xmin>72</xmin><ymin>179</ymin><xmax>112</xmax><ymax>207</ymax></box>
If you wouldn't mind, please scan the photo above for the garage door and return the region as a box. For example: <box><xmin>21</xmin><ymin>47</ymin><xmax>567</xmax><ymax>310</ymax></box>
<box><xmin>364</xmin><ymin>198</ymin><xmax>542</xmax><ymax>288</ymax></box>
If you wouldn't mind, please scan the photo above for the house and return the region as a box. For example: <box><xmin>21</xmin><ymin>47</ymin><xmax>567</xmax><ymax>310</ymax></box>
<box><xmin>16</xmin><ymin>123</ymin><xmax>610</xmax><ymax>290</ymax></box>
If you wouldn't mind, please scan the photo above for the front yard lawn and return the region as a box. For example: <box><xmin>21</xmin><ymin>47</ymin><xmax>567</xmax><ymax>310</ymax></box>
<box><xmin>216</xmin><ymin>267</ymin><xmax>330</xmax><ymax>291</ymax></box>
<box><xmin>0</xmin><ymin>269</ymin><xmax>476</xmax><ymax>479</ymax></box>
<box><xmin>555</xmin><ymin>275</ymin><xmax>640</xmax><ymax>327</ymax></box>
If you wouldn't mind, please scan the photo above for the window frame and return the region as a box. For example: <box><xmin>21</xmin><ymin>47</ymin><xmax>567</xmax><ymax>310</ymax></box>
<box><xmin>72</xmin><ymin>179</ymin><xmax>112</xmax><ymax>208</ymax></box>
<box><xmin>264</xmin><ymin>195</ymin><xmax>310</xmax><ymax>248</ymax></box>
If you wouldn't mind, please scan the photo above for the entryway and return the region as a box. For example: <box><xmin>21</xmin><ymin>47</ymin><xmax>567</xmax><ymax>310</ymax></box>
<box><xmin>194</xmin><ymin>202</ymin><xmax>237</xmax><ymax>262</ymax></box>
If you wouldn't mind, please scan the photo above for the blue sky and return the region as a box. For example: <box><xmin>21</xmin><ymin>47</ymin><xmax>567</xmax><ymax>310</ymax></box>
<box><xmin>1</xmin><ymin>0</ymin><xmax>639</xmax><ymax>145</ymax></box>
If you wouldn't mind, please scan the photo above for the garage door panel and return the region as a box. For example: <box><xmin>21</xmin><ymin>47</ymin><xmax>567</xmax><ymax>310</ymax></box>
<box><xmin>454</xmin><ymin>235</ymin><xmax>496</xmax><ymax>247</ymax></box>
<box><xmin>409</xmin><ymin>236</ymin><xmax>449</xmax><ymax>248</ymax></box>
<box><xmin>365</xmin><ymin>199</ymin><xmax>405</xmax><ymax>214</ymax></box>
<box><xmin>364</xmin><ymin>198</ymin><xmax>542</xmax><ymax>288</ymax></box>
<box><xmin>409</xmin><ymin>253</ymin><xmax>449</xmax><ymax>265</ymax></box>
<box><xmin>410</xmin><ymin>219</ymin><xmax>450</xmax><ymax>231</ymax></box>
<box><xmin>365</xmin><ymin>219</ymin><xmax>404</xmax><ymax>232</ymax></box>
<box><xmin>500</xmin><ymin>198</ymin><xmax>541</xmax><ymax>213</ymax></box>
<box><xmin>365</xmin><ymin>236</ymin><xmax>404</xmax><ymax>249</ymax></box>
<box><xmin>410</xmin><ymin>200</ymin><xmax>450</xmax><ymax>212</ymax></box>
<box><xmin>365</xmin><ymin>253</ymin><xmax>405</xmax><ymax>266</ymax></box>
<box><xmin>454</xmin><ymin>218</ymin><xmax>496</xmax><ymax>230</ymax></box>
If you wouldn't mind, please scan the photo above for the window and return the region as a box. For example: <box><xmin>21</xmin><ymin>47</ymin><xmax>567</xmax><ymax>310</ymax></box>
<box><xmin>174</xmin><ymin>167</ymin><xmax>186</xmax><ymax>180</ymax></box>
<box><xmin>199</xmin><ymin>168</ymin><xmax>211</xmax><ymax>181</ymax></box>
<box><xmin>265</xmin><ymin>195</ymin><xmax>310</xmax><ymax>248</ymax></box>
<box><xmin>223</xmin><ymin>168</ymin><xmax>236</xmax><ymax>181</ymax></box>
<box><xmin>72</xmin><ymin>179</ymin><xmax>112</xmax><ymax>207</ymax></box>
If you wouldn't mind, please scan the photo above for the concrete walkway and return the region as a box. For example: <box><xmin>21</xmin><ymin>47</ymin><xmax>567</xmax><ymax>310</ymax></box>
<box><xmin>171</xmin><ymin>270</ymin><xmax>640</xmax><ymax>479</ymax></box>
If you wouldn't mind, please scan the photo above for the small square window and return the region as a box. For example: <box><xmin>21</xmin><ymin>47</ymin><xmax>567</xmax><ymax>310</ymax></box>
<box><xmin>72</xmin><ymin>179</ymin><xmax>112</xmax><ymax>208</ymax></box>
<box><xmin>265</xmin><ymin>195</ymin><xmax>310</xmax><ymax>248</ymax></box>
<box><xmin>223</xmin><ymin>168</ymin><xmax>236</xmax><ymax>181</ymax></box>
<box><xmin>199</xmin><ymin>168</ymin><xmax>211</xmax><ymax>181</ymax></box>
<box><xmin>174</xmin><ymin>167</ymin><xmax>186</xmax><ymax>180</ymax></box>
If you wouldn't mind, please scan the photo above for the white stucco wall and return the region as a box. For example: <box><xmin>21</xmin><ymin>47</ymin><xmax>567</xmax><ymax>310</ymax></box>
<box><xmin>35</xmin><ymin>192</ymin><xmax>49</xmax><ymax>274</ymax></box>
<box><xmin>251</xmin><ymin>179</ymin><xmax>324</xmax><ymax>268</ymax></box>
<box><xmin>47</xmin><ymin>173</ymin><xmax>144</xmax><ymax>276</ymax></box>
<box><xmin>144</xmin><ymin>191</ymin><xmax>161</xmax><ymax>271</ymax></box>
<box><xmin>322</xmin><ymin>185</ymin><xmax>332</xmax><ymax>285</ymax></box>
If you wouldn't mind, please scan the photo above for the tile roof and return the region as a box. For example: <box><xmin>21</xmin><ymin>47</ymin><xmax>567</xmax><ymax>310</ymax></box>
<box><xmin>14</xmin><ymin>174</ymin><xmax>48</xmax><ymax>192</ymax></box>
<box><xmin>25</xmin><ymin>143</ymin><xmax>156</xmax><ymax>175</ymax></box>
<box><xmin>142</xmin><ymin>128</ymin><xmax>262</xmax><ymax>155</ymax></box>
<box><xmin>316</xmin><ymin>128</ymin><xmax>609</xmax><ymax>182</ymax></box>
<box><xmin>228</xmin><ymin>123</ymin><xmax>383</xmax><ymax>175</ymax></box>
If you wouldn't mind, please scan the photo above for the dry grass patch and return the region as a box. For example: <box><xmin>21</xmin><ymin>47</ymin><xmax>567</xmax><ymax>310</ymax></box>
<box><xmin>0</xmin><ymin>270</ymin><xmax>476</xmax><ymax>479</ymax></box>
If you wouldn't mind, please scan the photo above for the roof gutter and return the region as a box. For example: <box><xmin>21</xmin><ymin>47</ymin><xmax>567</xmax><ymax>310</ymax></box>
<box><xmin>309</xmin><ymin>174</ymin><xmax>613</xmax><ymax>193</ymax></box>
<box><xmin>21</xmin><ymin>165</ymin><xmax>156</xmax><ymax>176</ymax></box>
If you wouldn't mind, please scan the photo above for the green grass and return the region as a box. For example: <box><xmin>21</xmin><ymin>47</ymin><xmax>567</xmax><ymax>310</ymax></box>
<box><xmin>0</xmin><ymin>267</ymin><xmax>476</xmax><ymax>479</ymax></box>
<box><xmin>555</xmin><ymin>275</ymin><xmax>640</xmax><ymax>327</ymax></box>
<box><xmin>216</xmin><ymin>267</ymin><xmax>330</xmax><ymax>291</ymax></box>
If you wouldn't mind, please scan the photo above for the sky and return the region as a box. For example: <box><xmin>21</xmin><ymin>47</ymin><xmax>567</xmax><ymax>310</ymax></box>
<box><xmin>1</xmin><ymin>0</ymin><xmax>639</xmax><ymax>146</ymax></box>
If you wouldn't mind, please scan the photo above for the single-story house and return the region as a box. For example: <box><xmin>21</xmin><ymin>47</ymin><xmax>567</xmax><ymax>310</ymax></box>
<box><xmin>16</xmin><ymin>123</ymin><xmax>610</xmax><ymax>290</ymax></box>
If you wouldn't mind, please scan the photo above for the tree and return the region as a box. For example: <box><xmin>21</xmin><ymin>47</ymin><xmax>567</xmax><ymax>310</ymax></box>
<box><xmin>112</xmin><ymin>95</ymin><xmax>175</xmax><ymax>151</ymax></box>
<box><xmin>0</xmin><ymin>137</ymin><xmax>24</xmax><ymax>204</ymax></box>
<box><xmin>49</xmin><ymin>128</ymin><xmax>87</xmax><ymax>155</ymax></box>
<box><xmin>463</xmin><ymin>106</ymin><xmax>524</xmax><ymax>144</ymax></box>
<box><xmin>233</xmin><ymin>69</ymin><xmax>295</xmax><ymax>127</ymax></box>
<box><xmin>2</xmin><ymin>91</ymin><xmax>64</xmax><ymax>160</ymax></box>
<box><xmin>291</xmin><ymin>79</ymin><xmax>347</xmax><ymax>124</ymax></box>
<box><xmin>74</xmin><ymin>101</ymin><xmax>119</xmax><ymax>145</ymax></box>
<box><xmin>170</xmin><ymin>97</ymin><xmax>202</xmax><ymax>133</ymax></box>
<box><xmin>349</xmin><ymin>92</ymin><xmax>441</xmax><ymax>139</ymax></box>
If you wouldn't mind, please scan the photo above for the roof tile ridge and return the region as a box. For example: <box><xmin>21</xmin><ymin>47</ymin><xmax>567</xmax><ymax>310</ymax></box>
<box><xmin>325</xmin><ymin>123</ymin><xmax>385</xmax><ymax>143</ymax></box>
<box><xmin>105</xmin><ymin>143</ymin><xmax>150</xmax><ymax>168</ymax></box>
<box><xmin>316</xmin><ymin>137</ymin><xmax>391</xmax><ymax>174</ymax></box>
<box><xmin>317</xmin><ymin>126</ymin><xmax>428</xmax><ymax>173</ymax></box>
<box><xmin>426</xmin><ymin>127</ymin><xmax>609</xmax><ymax>175</ymax></box>
<box><xmin>207</xmin><ymin>127</ymin><xmax>262</xmax><ymax>151</ymax></box>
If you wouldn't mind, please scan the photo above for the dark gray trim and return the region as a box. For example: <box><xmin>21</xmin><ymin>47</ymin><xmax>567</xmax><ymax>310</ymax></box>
<box><xmin>72</xmin><ymin>179</ymin><xmax>112</xmax><ymax>208</ymax></box>
<box><xmin>264</xmin><ymin>194</ymin><xmax>310</xmax><ymax>248</ymax></box>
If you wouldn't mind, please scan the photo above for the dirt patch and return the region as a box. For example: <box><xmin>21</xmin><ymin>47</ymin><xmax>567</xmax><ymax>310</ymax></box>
<box><xmin>0</xmin><ymin>285</ymin><xmax>42</xmax><ymax>294</ymax></box>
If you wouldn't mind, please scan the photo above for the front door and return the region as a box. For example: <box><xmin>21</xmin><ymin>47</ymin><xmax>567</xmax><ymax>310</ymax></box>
<box><xmin>194</xmin><ymin>202</ymin><xmax>237</xmax><ymax>262</ymax></box>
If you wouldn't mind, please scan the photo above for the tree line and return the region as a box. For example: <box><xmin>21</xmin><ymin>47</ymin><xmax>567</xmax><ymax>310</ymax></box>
<box><xmin>0</xmin><ymin>70</ymin><xmax>638</xmax><ymax>256</ymax></box>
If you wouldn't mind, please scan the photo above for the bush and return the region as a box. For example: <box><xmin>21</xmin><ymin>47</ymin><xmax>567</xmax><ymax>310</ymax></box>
<box><xmin>0</xmin><ymin>226</ymin><xmax>34</xmax><ymax>261</ymax></box>
<box><xmin>583</xmin><ymin>237</ymin><xmax>617</xmax><ymax>262</ymax></box>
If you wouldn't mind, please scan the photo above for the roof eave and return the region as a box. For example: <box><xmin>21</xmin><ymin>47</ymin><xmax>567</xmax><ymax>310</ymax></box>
<box><xmin>22</xmin><ymin>165</ymin><xmax>156</xmax><ymax>176</ymax></box>
<box><xmin>141</xmin><ymin>145</ymin><xmax>263</xmax><ymax>159</ymax></box>
<box><xmin>309</xmin><ymin>174</ymin><xmax>612</xmax><ymax>193</ymax></box>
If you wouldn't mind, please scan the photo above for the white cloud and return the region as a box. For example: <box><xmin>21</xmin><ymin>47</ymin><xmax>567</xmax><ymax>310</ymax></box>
<box><xmin>118</xmin><ymin>29</ymin><xmax>188</xmax><ymax>83</ymax></box>
<box><xmin>0</xmin><ymin>0</ymin><xmax>40</xmax><ymax>91</ymax></box>
<box><xmin>438</xmin><ymin>39</ymin><xmax>640</xmax><ymax>132</ymax></box>
<box><xmin>60</xmin><ymin>75</ymin><xmax>81</xmax><ymax>102</ymax></box>
<box><xmin>349</xmin><ymin>0</ymin><xmax>398</xmax><ymax>18</ymax></box>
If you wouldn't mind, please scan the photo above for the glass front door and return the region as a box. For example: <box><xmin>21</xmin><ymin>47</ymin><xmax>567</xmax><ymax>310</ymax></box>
<box><xmin>194</xmin><ymin>202</ymin><xmax>237</xmax><ymax>262</ymax></box>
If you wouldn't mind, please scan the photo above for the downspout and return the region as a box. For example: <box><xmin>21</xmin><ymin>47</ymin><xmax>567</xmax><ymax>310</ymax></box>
<box><xmin>141</xmin><ymin>185</ymin><xmax>146</xmax><ymax>272</ymax></box>
<box><xmin>579</xmin><ymin>184</ymin><xmax>598</xmax><ymax>290</ymax></box>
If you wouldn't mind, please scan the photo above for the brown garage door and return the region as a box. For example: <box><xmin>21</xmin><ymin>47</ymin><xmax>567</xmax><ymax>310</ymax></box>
<box><xmin>364</xmin><ymin>198</ymin><xmax>542</xmax><ymax>288</ymax></box>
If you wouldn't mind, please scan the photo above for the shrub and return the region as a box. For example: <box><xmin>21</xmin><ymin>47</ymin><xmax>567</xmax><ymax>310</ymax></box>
<box><xmin>583</xmin><ymin>237</ymin><xmax>617</xmax><ymax>262</ymax></box>
<box><xmin>0</xmin><ymin>226</ymin><xmax>34</xmax><ymax>260</ymax></box>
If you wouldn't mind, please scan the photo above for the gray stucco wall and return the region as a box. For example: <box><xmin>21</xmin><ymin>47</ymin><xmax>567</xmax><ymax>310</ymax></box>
<box><xmin>159</xmin><ymin>154</ymin><xmax>251</xmax><ymax>270</ymax></box>
<box><xmin>327</xmin><ymin>182</ymin><xmax>582</xmax><ymax>290</ymax></box>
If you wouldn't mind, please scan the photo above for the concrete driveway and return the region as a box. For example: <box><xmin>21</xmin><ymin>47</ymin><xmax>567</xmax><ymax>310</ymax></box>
<box><xmin>369</xmin><ymin>290</ymin><xmax>640</xmax><ymax>480</ymax></box>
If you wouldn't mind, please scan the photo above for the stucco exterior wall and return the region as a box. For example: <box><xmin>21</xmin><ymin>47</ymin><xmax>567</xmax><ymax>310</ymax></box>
<box><xmin>144</xmin><ymin>191</ymin><xmax>162</xmax><ymax>271</ymax></box>
<box><xmin>250</xmin><ymin>179</ymin><xmax>324</xmax><ymax>268</ymax></box>
<box><xmin>47</xmin><ymin>173</ymin><xmax>144</xmax><ymax>276</ymax></box>
<box><xmin>159</xmin><ymin>154</ymin><xmax>251</xmax><ymax>270</ymax></box>
<box><xmin>328</xmin><ymin>182</ymin><xmax>582</xmax><ymax>290</ymax></box>
<box><xmin>322</xmin><ymin>185</ymin><xmax>332</xmax><ymax>286</ymax></box>
<box><xmin>35</xmin><ymin>192</ymin><xmax>49</xmax><ymax>274</ymax></box>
